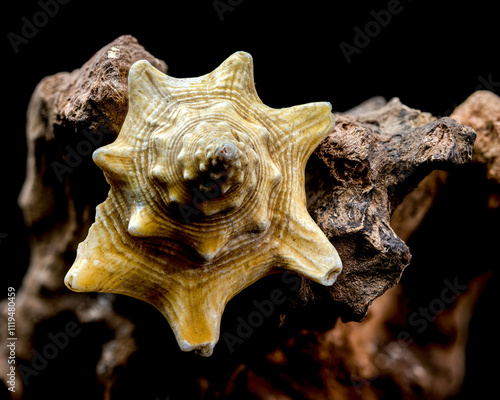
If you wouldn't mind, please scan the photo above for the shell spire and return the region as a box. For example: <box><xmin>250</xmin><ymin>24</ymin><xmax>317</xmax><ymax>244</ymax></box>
<box><xmin>64</xmin><ymin>51</ymin><xmax>342</xmax><ymax>356</ymax></box>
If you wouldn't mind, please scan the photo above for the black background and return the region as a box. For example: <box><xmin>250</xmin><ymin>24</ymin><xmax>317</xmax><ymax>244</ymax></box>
<box><xmin>2</xmin><ymin>0</ymin><xmax>498</xmax><ymax>398</ymax></box>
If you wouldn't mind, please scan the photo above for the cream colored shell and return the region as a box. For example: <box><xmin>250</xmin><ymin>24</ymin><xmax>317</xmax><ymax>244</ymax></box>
<box><xmin>64</xmin><ymin>51</ymin><xmax>342</xmax><ymax>356</ymax></box>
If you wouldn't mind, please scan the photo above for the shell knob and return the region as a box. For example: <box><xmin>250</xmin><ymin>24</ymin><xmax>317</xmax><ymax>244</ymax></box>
<box><xmin>177</xmin><ymin>121</ymin><xmax>258</xmax><ymax>215</ymax></box>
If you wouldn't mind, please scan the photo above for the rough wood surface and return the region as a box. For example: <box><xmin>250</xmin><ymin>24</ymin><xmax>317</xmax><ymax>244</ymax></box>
<box><xmin>392</xmin><ymin>90</ymin><xmax>500</xmax><ymax>243</ymax></box>
<box><xmin>451</xmin><ymin>90</ymin><xmax>500</xmax><ymax>183</ymax></box>
<box><xmin>303</xmin><ymin>98</ymin><xmax>475</xmax><ymax>321</ymax></box>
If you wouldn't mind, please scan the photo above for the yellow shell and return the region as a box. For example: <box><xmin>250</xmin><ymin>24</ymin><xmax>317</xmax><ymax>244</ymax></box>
<box><xmin>64</xmin><ymin>51</ymin><xmax>342</xmax><ymax>356</ymax></box>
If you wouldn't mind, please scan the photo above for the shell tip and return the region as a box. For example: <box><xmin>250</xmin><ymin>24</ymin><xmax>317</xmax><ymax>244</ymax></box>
<box><xmin>179</xmin><ymin>339</ymin><xmax>215</xmax><ymax>357</ymax></box>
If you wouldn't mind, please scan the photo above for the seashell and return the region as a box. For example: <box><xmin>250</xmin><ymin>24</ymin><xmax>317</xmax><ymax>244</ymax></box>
<box><xmin>64</xmin><ymin>51</ymin><xmax>342</xmax><ymax>356</ymax></box>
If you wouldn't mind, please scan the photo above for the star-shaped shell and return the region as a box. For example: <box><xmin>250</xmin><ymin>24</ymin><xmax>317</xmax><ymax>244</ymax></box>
<box><xmin>64</xmin><ymin>51</ymin><xmax>342</xmax><ymax>356</ymax></box>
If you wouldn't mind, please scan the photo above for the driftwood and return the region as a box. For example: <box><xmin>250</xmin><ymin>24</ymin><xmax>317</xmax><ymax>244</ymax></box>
<box><xmin>304</xmin><ymin>98</ymin><xmax>475</xmax><ymax>321</ymax></box>
<box><xmin>2</xmin><ymin>36</ymin><xmax>497</xmax><ymax>399</ymax></box>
